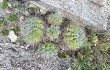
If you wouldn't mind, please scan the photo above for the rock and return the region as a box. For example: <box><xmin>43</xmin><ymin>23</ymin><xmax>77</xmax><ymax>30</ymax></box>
<box><xmin>8</xmin><ymin>2</ymin><xmax>12</xmax><ymax>8</ymax></box>
<box><xmin>107</xmin><ymin>16</ymin><xmax>110</xmax><ymax>32</ymax></box>
<box><xmin>0</xmin><ymin>44</ymin><xmax>71</xmax><ymax>70</ymax></box>
<box><xmin>0</xmin><ymin>34</ymin><xmax>10</xmax><ymax>43</ymax></box>
<box><xmin>23</xmin><ymin>10</ymin><xmax>30</xmax><ymax>16</ymax></box>
<box><xmin>0</xmin><ymin>0</ymin><xmax>3</xmax><ymax>3</ymax></box>
<box><xmin>40</xmin><ymin>0</ymin><xmax>110</xmax><ymax>30</ymax></box>
<box><xmin>19</xmin><ymin>16</ymin><xmax>24</xmax><ymax>22</ymax></box>
<box><xmin>5</xmin><ymin>10</ymin><xmax>11</xmax><ymax>14</ymax></box>
<box><xmin>8</xmin><ymin>30</ymin><xmax>18</xmax><ymax>43</ymax></box>
<box><xmin>26</xmin><ymin>1</ymin><xmax>54</xmax><ymax>14</ymax></box>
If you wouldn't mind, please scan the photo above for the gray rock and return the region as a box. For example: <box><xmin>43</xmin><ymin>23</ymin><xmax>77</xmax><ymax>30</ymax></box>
<box><xmin>40</xmin><ymin>0</ymin><xmax>110</xmax><ymax>30</ymax></box>
<box><xmin>0</xmin><ymin>44</ymin><xmax>71</xmax><ymax>70</ymax></box>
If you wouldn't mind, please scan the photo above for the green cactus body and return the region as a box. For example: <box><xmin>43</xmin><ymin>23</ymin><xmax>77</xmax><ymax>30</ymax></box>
<box><xmin>92</xmin><ymin>34</ymin><xmax>98</xmax><ymax>44</ymax></box>
<box><xmin>48</xmin><ymin>16</ymin><xmax>62</xmax><ymax>25</ymax></box>
<box><xmin>39</xmin><ymin>42</ymin><xmax>58</xmax><ymax>54</ymax></box>
<box><xmin>47</xmin><ymin>24</ymin><xmax>60</xmax><ymax>40</ymax></box>
<box><xmin>64</xmin><ymin>24</ymin><xmax>86</xmax><ymax>49</ymax></box>
<box><xmin>99</xmin><ymin>42</ymin><xmax>110</xmax><ymax>52</ymax></box>
<box><xmin>2</xmin><ymin>0</ymin><xmax>8</xmax><ymax>10</ymax></box>
<box><xmin>26</xmin><ymin>29</ymin><xmax>43</xmax><ymax>44</ymax></box>
<box><xmin>25</xmin><ymin>18</ymin><xmax>44</xmax><ymax>44</ymax></box>
<box><xmin>47</xmin><ymin>16</ymin><xmax>62</xmax><ymax>40</ymax></box>
<box><xmin>7</xmin><ymin>14</ymin><xmax>17</xmax><ymax>22</ymax></box>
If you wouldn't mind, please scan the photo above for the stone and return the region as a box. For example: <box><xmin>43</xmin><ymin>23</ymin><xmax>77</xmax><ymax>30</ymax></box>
<box><xmin>0</xmin><ymin>44</ymin><xmax>71</xmax><ymax>70</ymax></box>
<box><xmin>8</xmin><ymin>30</ymin><xmax>18</xmax><ymax>43</ymax></box>
<box><xmin>40</xmin><ymin>0</ymin><xmax>110</xmax><ymax>30</ymax></box>
<box><xmin>27</xmin><ymin>1</ymin><xmax>54</xmax><ymax>14</ymax></box>
<box><xmin>5</xmin><ymin>10</ymin><xmax>11</xmax><ymax>14</ymax></box>
<box><xmin>0</xmin><ymin>0</ymin><xmax>3</xmax><ymax>3</ymax></box>
<box><xmin>19</xmin><ymin>16</ymin><xmax>24</xmax><ymax>22</ymax></box>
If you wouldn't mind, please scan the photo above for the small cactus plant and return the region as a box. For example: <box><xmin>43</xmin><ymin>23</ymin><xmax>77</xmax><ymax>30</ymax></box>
<box><xmin>2</xmin><ymin>0</ymin><xmax>8</xmax><ymax>10</ymax></box>
<box><xmin>48</xmin><ymin>16</ymin><xmax>62</xmax><ymax>25</ymax></box>
<box><xmin>91</xmin><ymin>34</ymin><xmax>98</xmax><ymax>44</ymax></box>
<box><xmin>99</xmin><ymin>42</ymin><xmax>110</xmax><ymax>52</ymax></box>
<box><xmin>39</xmin><ymin>42</ymin><xmax>58</xmax><ymax>54</ymax></box>
<box><xmin>64</xmin><ymin>24</ymin><xmax>86</xmax><ymax>49</ymax></box>
<box><xmin>47</xmin><ymin>24</ymin><xmax>60</xmax><ymax>40</ymax></box>
<box><xmin>7</xmin><ymin>14</ymin><xmax>17</xmax><ymax>22</ymax></box>
<box><xmin>26</xmin><ymin>29</ymin><xmax>43</xmax><ymax>44</ymax></box>
<box><xmin>1</xmin><ymin>30</ymin><xmax>9</xmax><ymax>36</ymax></box>
<box><xmin>25</xmin><ymin>18</ymin><xmax>44</xmax><ymax>44</ymax></box>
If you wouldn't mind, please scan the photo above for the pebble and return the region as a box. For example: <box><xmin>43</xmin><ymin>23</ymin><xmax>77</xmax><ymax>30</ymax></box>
<box><xmin>8</xmin><ymin>30</ymin><xmax>18</xmax><ymax>43</ymax></box>
<box><xmin>19</xmin><ymin>16</ymin><xmax>24</xmax><ymax>22</ymax></box>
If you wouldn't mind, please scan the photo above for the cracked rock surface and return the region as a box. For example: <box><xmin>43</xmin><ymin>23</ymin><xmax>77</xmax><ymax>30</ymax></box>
<box><xmin>0</xmin><ymin>44</ymin><xmax>71</xmax><ymax>70</ymax></box>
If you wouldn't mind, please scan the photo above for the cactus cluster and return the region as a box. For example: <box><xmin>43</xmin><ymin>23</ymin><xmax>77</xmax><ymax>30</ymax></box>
<box><xmin>48</xmin><ymin>16</ymin><xmax>62</xmax><ymax>25</ymax></box>
<box><xmin>39</xmin><ymin>42</ymin><xmax>58</xmax><ymax>54</ymax></box>
<box><xmin>7</xmin><ymin>14</ymin><xmax>17</xmax><ymax>22</ymax></box>
<box><xmin>47</xmin><ymin>16</ymin><xmax>62</xmax><ymax>40</ymax></box>
<box><xmin>47</xmin><ymin>24</ymin><xmax>60</xmax><ymax>40</ymax></box>
<box><xmin>1</xmin><ymin>0</ymin><xmax>8</xmax><ymax>10</ymax></box>
<box><xmin>64</xmin><ymin>24</ymin><xmax>86</xmax><ymax>49</ymax></box>
<box><xmin>25</xmin><ymin>18</ymin><xmax>44</xmax><ymax>44</ymax></box>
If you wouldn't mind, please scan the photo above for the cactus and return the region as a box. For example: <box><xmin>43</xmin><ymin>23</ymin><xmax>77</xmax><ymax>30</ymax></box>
<box><xmin>2</xmin><ymin>0</ymin><xmax>8</xmax><ymax>10</ymax></box>
<box><xmin>47</xmin><ymin>24</ymin><xmax>60</xmax><ymax>40</ymax></box>
<box><xmin>90</xmin><ymin>33</ymin><xmax>98</xmax><ymax>44</ymax></box>
<box><xmin>26</xmin><ymin>29</ymin><xmax>43</xmax><ymax>44</ymax></box>
<box><xmin>64</xmin><ymin>24</ymin><xmax>86</xmax><ymax>49</ymax></box>
<box><xmin>48</xmin><ymin>16</ymin><xmax>62</xmax><ymax>25</ymax></box>
<box><xmin>25</xmin><ymin>18</ymin><xmax>44</xmax><ymax>44</ymax></box>
<box><xmin>1</xmin><ymin>30</ymin><xmax>9</xmax><ymax>36</ymax></box>
<box><xmin>99</xmin><ymin>42</ymin><xmax>110</xmax><ymax>52</ymax></box>
<box><xmin>7</xmin><ymin>14</ymin><xmax>17</xmax><ymax>22</ymax></box>
<box><xmin>39</xmin><ymin>42</ymin><xmax>58</xmax><ymax>54</ymax></box>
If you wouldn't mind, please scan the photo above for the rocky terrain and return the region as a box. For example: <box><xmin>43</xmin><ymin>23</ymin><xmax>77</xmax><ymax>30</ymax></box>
<box><xmin>0</xmin><ymin>0</ymin><xmax>110</xmax><ymax>70</ymax></box>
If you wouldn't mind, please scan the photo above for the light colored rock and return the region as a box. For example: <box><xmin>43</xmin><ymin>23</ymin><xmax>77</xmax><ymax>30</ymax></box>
<box><xmin>8</xmin><ymin>3</ymin><xmax>12</xmax><ymax>8</ymax></box>
<box><xmin>19</xmin><ymin>16</ymin><xmax>24</xmax><ymax>22</ymax></box>
<box><xmin>40</xmin><ymin>0</ymin><xmax>110</xmax><ymax>30</ymax></box>
<box><xmin>20</xmin><ymin>44</ymin><xmax>30</xmax><ymax>49</ymax></box>
<box><xmin>5</xmin><ymin>10</ymin><xmax>11</xmax><ymax>14</ymax></box>
<box><xmin>24</xmin><ymin>11</ymin><xmax>30</xmax><ymax>16</ymax></box>
<box><xmin>8</xmin><ymin>30</ymin><xmax>18</xmax><ymax>42</ymax></box>
<box><xmin>27</xmin><ymin>1</ymin><xmax>54</xmax><ymax>14</ymax></box>
<box><xmin>0</xmin><ymin>0</ymin><xmax>3</xmax><ymax>3</ymax></box>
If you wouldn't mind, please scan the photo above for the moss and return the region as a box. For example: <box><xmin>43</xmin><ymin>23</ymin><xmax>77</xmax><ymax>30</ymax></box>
<box><xmin>15</xmin><ymin>3</ymin><xmax>22</xmax><ymax>9</ymax></box>
<box><xmin>58</xmin><ymin>52</ymin><xmax>67</xmax><ymax>59</ymax></box>
<box><xmin>39</xmin><ymin>42</ymin><xmax>58</xmax><ymax>54</ymax></box>
<box><xmin>99</xmin><ymin>42</ymin><xmax>110</xmax><ymax>52</ymax></box>
<box><xmin>64</xmin><ymin>24</ymin><xmax>86</xmax><ymax>49</ymax></box>
<box><xmin>0</xmin><ymin>20</ymin><xmax>4</xmax><ymax>26</ymax></box>
<box><xmin>7</xmin><ymin>14</ymin><xmax>17</xmax><ymax>22</ymax></box>
<box><xmin>12</xmin><ymin>26</ymin><xmax>20</xmax><ymax>33</ymax></box>
<box><xmin>48</xmin><ymin>16</ymin><xmax>62</xmax><ymax>25</ymax></box>
<box><xmin>2</xmin><ymin>0</ymin><xmax>8</xmax><ymax>10</ymax></box>
<box><xmin>2</xmin><ymin>30</ymin><xmax>9</xmax><ymax>36</ymax></box>
<box><xmin>0</xmin><ymin>18</ymin><xmax>7</xmax><ymax>26</ymax></box>
<box><xmin>47</xmin><ymin>24</ymin><xmax>60</xmax><ymax>40</ymax></box>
